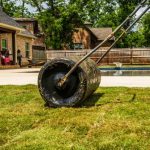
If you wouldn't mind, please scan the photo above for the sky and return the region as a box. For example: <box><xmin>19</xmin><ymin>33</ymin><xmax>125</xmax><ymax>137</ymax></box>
<box><xmin>15</xmin><ymin>0</ymin><xmax>36</xmax><ymax>13</ymax></box>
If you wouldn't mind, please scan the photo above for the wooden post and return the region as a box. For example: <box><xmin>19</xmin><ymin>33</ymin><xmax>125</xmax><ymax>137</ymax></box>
<box><xmin>12</xmin><ymin>32</ymin><xmax>16</xmax><ymax>65</ymax></box>
<box><xmin>107</xmin><ymin>51</ymin><xmax>110</xmax><ymax>65</ymax></box>
<box><xmin>131</xmin><ymin>48</ymin><xmax>133</xmax><ymax>65</ymax></box>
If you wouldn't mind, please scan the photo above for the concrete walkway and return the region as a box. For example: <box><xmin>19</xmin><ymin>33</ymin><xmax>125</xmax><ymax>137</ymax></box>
<box><xmin>0</xmin><ymin>68</ymin><xmax>39</xmax><ymax>85</ymax></box>
<box><xmin>0</xmin><ymin>68</ymin><xmax>150</xmax><ymax>87</ymax></box>
<box><xmin>101</xmin><ymin>76</ymin><xmax>150</xmax><ymax>87</ymax></box>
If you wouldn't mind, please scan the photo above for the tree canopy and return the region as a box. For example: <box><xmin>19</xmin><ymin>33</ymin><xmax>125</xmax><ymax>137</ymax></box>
<box><xmin>0</xmin><ymin>0</ymin><xmax>149</xmax><ymax>49</ymax></box>
<box><xmin>0</xmin><ymin>0</ymin><xmax>32</xmax><ymax>17</ymax></box>
<box><xmin>141</xmin><ymin>12</ymin><xmax>150</xmax><ymax>47</ymax></box>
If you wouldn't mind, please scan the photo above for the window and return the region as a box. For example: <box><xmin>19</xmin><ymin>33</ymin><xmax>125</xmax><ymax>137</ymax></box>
<box><xmin>73</xmin><ymin>43</ymin><xmax>84</xmax><ymax>50</ymax></box>
<box><xmin>2</xmin><ymin>39</ymin><xmax>7</xmax><ymax>50</ymax></box>
<box><xmin>25</xmin><ymin>43</ymin><xmax>30</xmax><ymax>58</ymax></box>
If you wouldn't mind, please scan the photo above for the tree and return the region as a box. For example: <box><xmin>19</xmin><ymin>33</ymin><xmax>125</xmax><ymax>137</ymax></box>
<box><xmin>114</xmin><ymin>0</ymin><xmax>143</xmax><ymax>47</ymax></box>
<box><xmin>116</xmin><ymin>0</ymin><xmax>140</xmax><ymax>24</ymax></box>
<box><xmin>27</xmin><ymin>0</ymin><xmax>84</xmax><ymax>49</ymax></box>
<box><xmin>0</xmin><ymin>0</ymin><xmax>32</xmax><ymax>17</ymax></box>
<box><xmin>26</xmin><ymin>0</ymin><xmax>148</xmax><ymax>48</ymax></box>
<box><xmin>1</xmin><ymin>0</ymin><xmax>18</xmax><ymax>16</ymax></box>
<box><xmin>119</xmin><ymin>31</ymin><xmax>145</xmax><ymax>48</ymax></box>
<box><xmin>27</xmin><ymin>0</ymin><xmax>120</xmax><ymax>49</ymax></box>
<box><xmin>85</xmin><ymin>0</ymin><xmax>117</xmax><ymax>28</ymax></box>
<box><xmin>141</xmin><ymin>12</ymin><xmax>150</xmax><ymax>47</ymax></box>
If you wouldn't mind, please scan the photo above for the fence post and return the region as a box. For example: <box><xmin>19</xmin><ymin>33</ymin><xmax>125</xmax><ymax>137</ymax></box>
<box><xmin>107</xmin><ymin>50</ymin><xmax>110</xmax><ymax>65</ymax></box>
<box><xmin>65</xmin><ymin>51</ymin><xmax>66</xmax><ymax>57</ymax></box>
<box><xmin>130</xmin><ymin>48</ymin><xmax>133</xmax><ymax>65</ymax></box>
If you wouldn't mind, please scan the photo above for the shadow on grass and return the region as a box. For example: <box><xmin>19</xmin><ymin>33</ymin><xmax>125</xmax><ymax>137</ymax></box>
<box><xmin>129</xmin><ymin>94</ymin><xmax>136</xmax><ymax>102</ymax></box>
<box><xmin>80</xmin><ymin>93</ymin><xmax>104</xmax><ymax>107</ymax></box>
<box><xmin>81</xmin><ymin>93</ymin><xmax>137</xmax><ymax>108</ymax></box>
<box><xmin>44</xmin><ymin>92</ymin><xmax>137</xmax><ymax>108</ymax></box>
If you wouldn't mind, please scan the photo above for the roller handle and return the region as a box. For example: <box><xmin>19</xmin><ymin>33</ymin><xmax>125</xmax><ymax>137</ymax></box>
<box><xmin>58</xmin><ymin>0</ymin><xmax>149</xmax><ymax>87</ymax></box>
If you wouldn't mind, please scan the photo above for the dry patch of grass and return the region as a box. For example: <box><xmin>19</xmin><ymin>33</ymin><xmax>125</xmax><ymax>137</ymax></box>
<box><xmin>0</xmin><ymin>85</ymin><xmax>150</xmax><ymax>149</ymax></box>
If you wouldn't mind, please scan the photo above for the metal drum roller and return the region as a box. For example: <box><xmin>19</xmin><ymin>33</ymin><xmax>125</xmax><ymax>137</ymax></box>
<box><xmin>38</xmin><ymin>57</ymin><xmax>100</xmax><ymax>107</ymax></box>
<box><xmin>38</xmin><ymin>0</ymin><xmax>149</xmax><ymax>107</ymax></box>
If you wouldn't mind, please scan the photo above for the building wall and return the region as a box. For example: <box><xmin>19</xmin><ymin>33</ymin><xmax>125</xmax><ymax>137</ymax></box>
<box><xmin>73</xmin><ymin>28</ymin><xmax>91</xmax><ymax>49</ymax></box>
<box><xmin>0</xmin><ymin>33</ymin><xmax>12</xmax><ymax>52</ymax></box>
<box><xmin>16</xmin><ymin>35</ymin><xmax>33</xmax><ymax>63</ymax></box>
<box><xmin>0</xmin><ymin>33</ymin><xmax>33</xmax><ymax>65</ymax></box>
<box><xmin>18</xmin><ymin>22</ymin><xmax>34</xmax><ymax>34</ymax></box>
<box><xmin>17</xmin><ymin>21</ymin><xmax>45</xmax><ymax>48</ymax></box>
<box><xmin>33</xmin><ymin>36</ymin><xmax>45</xmax><ymax>47</ymax></box>
<box><xmin>73</xmin><ymin>28</ymin><xmax>114</xmax><ymax>49</ymax></box>
<box><xmin>0</xmin><ymin>33</ymin><xmax>13</xmax><ymax>62</ymax></box>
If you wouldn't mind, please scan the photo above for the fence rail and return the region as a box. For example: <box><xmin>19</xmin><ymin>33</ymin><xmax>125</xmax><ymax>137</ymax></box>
<box><xmin>33</xmin><ymin>48</ymin><xmax>150</xmax><ymax>64</ymax></box>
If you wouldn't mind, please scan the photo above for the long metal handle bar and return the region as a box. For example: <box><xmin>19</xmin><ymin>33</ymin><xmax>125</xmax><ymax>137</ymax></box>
<box><xmin>59</xmin><ymin>0</ymin><xmax>148</xmax><ymax>86</ymax></box>
<box><xmin>96</xmin><ymin>6</ymin><xmax>150</xmax><ymax>64</ymax></box>
<box><xmin>111</xmin><ymin>0</ymin><xmax>147</xmax><ymax>35</ymax></box>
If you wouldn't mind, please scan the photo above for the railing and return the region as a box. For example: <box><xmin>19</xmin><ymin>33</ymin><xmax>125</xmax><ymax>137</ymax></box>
<box><xmin>33</xmin><ymin>48</ymin><xmax>150</xmax><ymax>65</ymax></box>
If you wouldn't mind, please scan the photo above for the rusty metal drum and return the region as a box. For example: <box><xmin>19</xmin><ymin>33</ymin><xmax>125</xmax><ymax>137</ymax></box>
<box><xmin>38</xmin><ymin>57</ymin><xmax>101</xmax><ymax>107</ymax></box>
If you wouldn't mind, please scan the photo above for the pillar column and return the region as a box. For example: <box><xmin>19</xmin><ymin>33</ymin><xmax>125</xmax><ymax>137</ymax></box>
<box><xmin>12</xmin><ymin>32</ymin><xmax>16</xmax><ymax>65</ymax></box>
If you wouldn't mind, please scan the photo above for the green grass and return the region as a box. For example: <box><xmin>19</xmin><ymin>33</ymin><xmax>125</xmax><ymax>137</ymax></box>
<box><xmin>0</xmin><ymin>85</ymin><xmax>150</xmax><ymax>150</ymax></box>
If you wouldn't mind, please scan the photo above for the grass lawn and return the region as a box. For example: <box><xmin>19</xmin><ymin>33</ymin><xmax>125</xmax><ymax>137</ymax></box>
<box><xmin>0</xmin><ymin>85</ymin><xmax>150</xmax><ymax>150</ymax></box>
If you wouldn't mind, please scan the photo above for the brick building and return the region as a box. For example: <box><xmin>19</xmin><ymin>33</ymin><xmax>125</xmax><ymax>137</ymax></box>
<box><xmin>0</xmin><ymin>7</ymin><xmax>46</xmax><ymax>66</ymax></box>
<box><xmin>0</xmin><ymin>7</ymin><xmax>36</xmax><ymax>65</ymax></box>
<box><xmin>14</xmin><ymin>18</ymin><xmax>45</xmax><ymax>49</ymax></box>
<box><xmin>0</xmin><ymin>6</ymin><xmax>114</xmax><ymax>66</ymax></box>
<box><xmin>73</xmin><ymin>24</ymin><xmax>114</xmax><ymax>50</ymax></box>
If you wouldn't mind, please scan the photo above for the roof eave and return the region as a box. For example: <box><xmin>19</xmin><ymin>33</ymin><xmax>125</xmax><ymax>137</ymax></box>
<box><xmin>14</xmin><ymin>18</ymin><xmax>36</xmax><ymax>22</ymax></box>
<box><xmin>84</xmin><ymin>26</ymin><xmax>98</xmax><ymax>39</ymax></box>
<box><xmin>17</xmin><ymin>33</ymin><xmax>36</xmax><ymax>39</ymax></box>
<box><xmin>0</xmin><ymin>23</ymin><xmax>24</xmax><ymax>31</ymax></box>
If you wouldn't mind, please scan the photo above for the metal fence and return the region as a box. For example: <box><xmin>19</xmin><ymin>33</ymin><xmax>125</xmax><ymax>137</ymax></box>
<box><xmin>33</xmin><ymin>48</ymin><xmax>150</xmax><ymax>64</ymax></box>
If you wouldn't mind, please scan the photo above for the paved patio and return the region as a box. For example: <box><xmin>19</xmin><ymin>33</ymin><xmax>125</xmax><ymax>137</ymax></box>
<box><xmin>0</xmin><ymin>68</ymin><xmax>150</xmax><ymax>87</ymax></box>
<box><xmin>0</xmin><ymin>68</ymin><xmax>39</xmax><ymax>85</ymax></box>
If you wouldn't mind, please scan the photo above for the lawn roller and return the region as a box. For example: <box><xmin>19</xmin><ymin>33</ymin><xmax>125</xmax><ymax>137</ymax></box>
<box><xmin>38</xmin><ymin>0</ymin><xmax>149</xmax><ymax>107</ymax></box>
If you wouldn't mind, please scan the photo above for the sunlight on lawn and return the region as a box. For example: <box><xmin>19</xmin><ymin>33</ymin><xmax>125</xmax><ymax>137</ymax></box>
<box><xmin>0</xmin><ymin>85</ymin><xmax>150</xmax><ymax>150</ymax></box>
